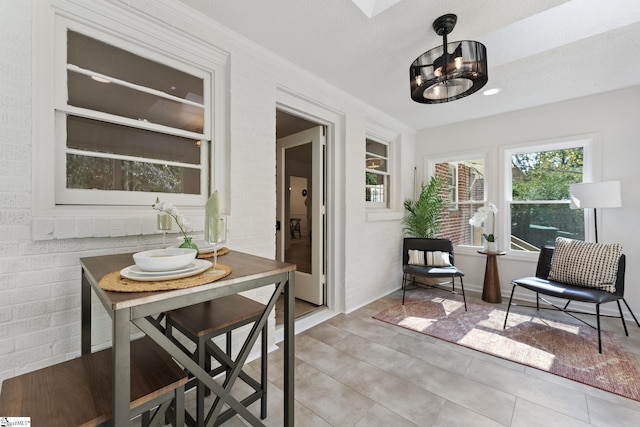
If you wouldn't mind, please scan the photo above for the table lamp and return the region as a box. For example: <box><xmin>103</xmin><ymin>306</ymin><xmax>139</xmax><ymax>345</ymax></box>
<box><xmin>569</xmin><ymin>181</ymin><xmax>622</xmax><ymax>243</ymax></box>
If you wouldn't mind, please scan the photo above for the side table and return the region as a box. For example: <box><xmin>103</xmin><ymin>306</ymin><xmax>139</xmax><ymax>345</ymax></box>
<box><xmin>477</xmin><ymin>250</ymin><xmax>506</xmax><ymax>303</ymax></box>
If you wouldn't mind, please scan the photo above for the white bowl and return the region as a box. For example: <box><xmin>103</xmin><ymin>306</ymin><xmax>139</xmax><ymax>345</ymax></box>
<box><xmin>133</xmin><ymin>248</ymin><xmax>197</xmax><ymax>272</ymax></box>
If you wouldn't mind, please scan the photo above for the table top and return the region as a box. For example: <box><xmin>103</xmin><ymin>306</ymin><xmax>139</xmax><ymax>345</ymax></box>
<box><xmin>80</xmin><ymin>250</ymin><xmax>296</xmax><ymax>312</ymax></box>
<box><xmin>477</xmin><ymin>250</ymin><xmax>507</xmax><ymax>256</ymax></box>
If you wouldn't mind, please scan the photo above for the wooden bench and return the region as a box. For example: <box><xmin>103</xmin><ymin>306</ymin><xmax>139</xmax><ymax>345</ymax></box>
<box><xmin>0</xmin><ymin>337</ymin><xmax>187</xmax><ymax>426</ymax></box>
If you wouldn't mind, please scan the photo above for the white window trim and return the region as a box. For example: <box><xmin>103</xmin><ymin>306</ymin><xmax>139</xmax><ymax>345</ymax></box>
<box><xmin>500</xmin><ymin>133</ymin><xmax>600</xmax><ymax>260</ymax></box>
<box><xmin>32</xmin><ymin>1</ymin><xmax>230</xmax><ymax>240</ymax></box>
<box><xmin>365</xmin><ymin>120</ymin><xmax>402</xmax><ymax>221</ymax></box>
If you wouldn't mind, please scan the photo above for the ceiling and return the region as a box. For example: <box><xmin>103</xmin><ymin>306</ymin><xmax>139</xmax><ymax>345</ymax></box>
<box><xmin>177</xmin><ymin>0</ymin><xmax>640</xmax><ymax>131</ymax></box>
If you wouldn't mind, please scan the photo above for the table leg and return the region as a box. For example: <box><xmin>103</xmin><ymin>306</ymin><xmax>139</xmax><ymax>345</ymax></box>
<box><xmin>284</xmin><ymin>272</ymin><xmax>295</xmax><ymax>425</ymax></box>
<box><xmin>81</xmin><ymin>270</ymin><xmax>92</xmax><ymax>356</ymax></box>
<box><xmin>482</xmin><ymin>255</ymin><xmax>502</xmax><ymax>303</ymax></box>
<box><xmin>113</xmin><ymin>309</ymin><xmax>131</xmax><ymax>426</ymax></box>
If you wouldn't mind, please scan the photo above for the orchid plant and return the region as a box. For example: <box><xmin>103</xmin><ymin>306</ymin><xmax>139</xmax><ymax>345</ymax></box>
<box><xmin>469</xmin><ymin>202</ymin><xmax>498</xmax><ymax>243</ymax></box>
<box><xmin>152</xmin><ymin>200</ymin><xmax>192</xmax><ymax>242</ymax></box>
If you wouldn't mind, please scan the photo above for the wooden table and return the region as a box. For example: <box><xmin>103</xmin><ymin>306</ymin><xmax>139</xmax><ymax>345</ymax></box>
<box><xmin>478</xmin><ymin>250</ymin><xmax>506</xmax><ymax>303</ymax></box>
<box><xmin>80</xmin><ymin>250</ymin><xmax>296</xmax><ymax>426</ymax></box>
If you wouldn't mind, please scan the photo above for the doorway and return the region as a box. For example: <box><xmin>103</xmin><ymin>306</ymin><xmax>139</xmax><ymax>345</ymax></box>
<box><xmin>275</xmin><ymin>110</ymin><xmax>326</xmax><ymax>324</ymax></box>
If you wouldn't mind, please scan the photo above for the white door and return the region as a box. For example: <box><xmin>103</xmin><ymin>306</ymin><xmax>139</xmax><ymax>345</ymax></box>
<box><xmin>276</xmin><ymin>126</ymin><xmax>325</xmax><ymax>305</ymax></box>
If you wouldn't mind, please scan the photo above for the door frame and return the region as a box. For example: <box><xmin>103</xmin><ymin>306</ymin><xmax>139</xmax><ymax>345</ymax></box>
<box><xmin>275</xmin><ymin>88</ymin><xmax>345</xmax><ymax>325</ymax></box>
<box><xmin>276</xmin><ymin>126</ymin><xmax>325</xmax><ymax>305</ymax></box>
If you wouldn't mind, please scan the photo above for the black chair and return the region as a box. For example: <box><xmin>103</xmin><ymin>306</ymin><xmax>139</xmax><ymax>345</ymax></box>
<box><xmin>504</xmin><ymin>246</ymin><xmax>640</xmax><ymax>353</ymax></box>
<box><xmin>402</xmin><ymin>238</ymin><xmax>466</xmax><ymax>310</ymax></box>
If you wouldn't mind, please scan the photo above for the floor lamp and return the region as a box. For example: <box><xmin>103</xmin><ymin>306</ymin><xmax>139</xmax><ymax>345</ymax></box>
<box><xmin>569</xmin><ymin>181</ymin><xmax>622</xmax><ymax>243</ymax></box>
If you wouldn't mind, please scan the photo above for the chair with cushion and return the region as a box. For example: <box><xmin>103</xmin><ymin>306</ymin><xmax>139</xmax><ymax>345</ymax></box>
<box><xmin>402</xmin><ymin>237</ymin><xmax>466</xmax><ymax>310</ymax></box>
<box><xmin>504</xmin><ymin>238</ymin><xmax>640</xmax><ymax>353</ymax></box>
<box><xmin>0</xmin><ymin>337</ymin><xmax>187</xmax><ymax>426</ymax></box>
<box><xmin>164</xmin><ymin>294</ymin><xmax>267</xmax><ymax>427</ymax></box>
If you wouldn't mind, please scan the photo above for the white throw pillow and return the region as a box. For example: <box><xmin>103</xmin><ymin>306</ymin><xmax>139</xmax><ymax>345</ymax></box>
<box><xmin>425</xmin><ymin>251</ymin><xmax>451</xmax><ymax>267</ymax></box>
<box><xmin>548</xmin><ymin>237</ymin><xmax>621</xmax><ymax>293</ymax></box>
<box><xmin>407</xmin><ymin>249</ymin><xmax>425</xmax><ymax>265</ymax></box>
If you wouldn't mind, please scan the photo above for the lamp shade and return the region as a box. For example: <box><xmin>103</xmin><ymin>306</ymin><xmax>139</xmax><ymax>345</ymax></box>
<box><xmin>410</xmin><ymin>40</ymin><xmax>488</xmax><ymax>103</ymax></box>
<box><xmin>569</xmin><ymin>181</ymin><xmax>622</xmax><ymax>209</ymax></box>
<box><xmin>410</xmin><ymin>14</ymin><xmax>488</xmax><ymax>104</ymax></box>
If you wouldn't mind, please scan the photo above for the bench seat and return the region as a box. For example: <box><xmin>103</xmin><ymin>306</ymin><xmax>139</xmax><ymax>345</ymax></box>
<box><xmin>0</xmin><ymin>337</ymin><xmax>187</xmax><ymax>426</ymax></box>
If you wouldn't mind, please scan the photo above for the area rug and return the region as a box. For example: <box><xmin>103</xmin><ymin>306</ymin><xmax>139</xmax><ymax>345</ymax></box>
<box><xmin>373</xmin><ymin>290</ymin><xmax>640</xmax><ymax>401</ymax></box>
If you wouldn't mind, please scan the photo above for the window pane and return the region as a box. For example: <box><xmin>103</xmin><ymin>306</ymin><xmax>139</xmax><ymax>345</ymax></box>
<box><xmin>67</xmin><ymin>154</ymin><xmax>201</xmax><ymax>194</ymax></box>
<box><xmin>511</xmin><ymin>148</ymin><xmax>583</xmax><ymax>201</ymax></box>
<box><xmin>366</xmin><ymin>139</ymin><xmax>387</xmax><ymax>157</ymax></box>
<box><xmin>67</xmin><ymin>31</ymin><xmax>204</xmax><ymax>133</ymax></box>
<box><xmin>511</xmin><ymin>203</ymin><xmax>584</xmax><ymax>250</ymax></box>
<box><xmin>438</xmin><ymin>202</ymin><xmax>485</xmax><ymax>246</ymax></box>
<box><xmin>66</xmin><ymin>116</ymin><xmax>201</xmax><ymax>194</ymax></box>
<box><xmin>365</xmin><ymin>157</ymin><xmax>387</xmax><ymax>172</ymax></box>
<box><xmin>434</xmin><ymin>158</ymin><xmax>485</xmax><ymax>244</ymax></box>
<box><xmin>366</xmin><ymin>172</ymin><xmax>386</xmax><ymax>203</ymax></box>
<box><xmin>68</xmin><ymin>116</ymin><xmax>201</xmax><ymax>164</ymax></box>
<box><xmin>510</xmin><ymin>147</ymin><xmax>584</xmax><ymax>251</ymax></box>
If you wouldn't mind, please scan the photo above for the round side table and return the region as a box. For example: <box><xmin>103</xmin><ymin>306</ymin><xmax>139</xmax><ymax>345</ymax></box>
<box><xmin>477</xmin><ymin>250</ymin><xmax>506</xmax><ymax>303</ymax></box>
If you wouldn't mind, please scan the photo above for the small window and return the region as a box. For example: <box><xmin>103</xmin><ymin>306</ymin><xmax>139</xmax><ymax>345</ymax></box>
<box><xmin>365</xmin><ymin>138</ymin><xmax>390</xmax><ymax>206</ymax></box>
<box><xmin>56</xmin><ymin>28</ymin><xmax>211</xmax><ymax>206</ymax></box>
<box><xmin>433</xmin><ymin>158</ymin><xmax>486</xmax><ymax>246</ymax></box>
<box><xmin>509</xmin><ymin>146</ymin><xmax>585</xmax><ymax>251</ymax></box>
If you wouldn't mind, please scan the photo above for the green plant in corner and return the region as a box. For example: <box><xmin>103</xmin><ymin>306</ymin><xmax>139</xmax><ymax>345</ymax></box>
<box><xmin>402</xmin><ymin>176</ymin><xmax>447</xmax><ymax>238</ymax></box>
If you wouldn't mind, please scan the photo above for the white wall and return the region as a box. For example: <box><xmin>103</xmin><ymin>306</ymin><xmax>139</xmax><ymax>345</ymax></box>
<box><xmin>0</xmin><ymin>0</ymin><xmax>415</xmax><ymax>384</ymax></box>
<box><xmin>416</xmin><ymin>87</ymin><xmax>640</xmax><ymax>317</ymax></box>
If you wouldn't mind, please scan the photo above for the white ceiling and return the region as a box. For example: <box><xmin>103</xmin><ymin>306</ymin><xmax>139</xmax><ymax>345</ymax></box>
<box><xmin>177</xmin><ymin>0</ymin><xmax>640</xmax><ymax>131</ymax></box>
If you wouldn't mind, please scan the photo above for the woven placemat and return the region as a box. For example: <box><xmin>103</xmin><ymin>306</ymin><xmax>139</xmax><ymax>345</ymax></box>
<box><xmin>99</xmin><ymin>263</ymin><xmax>232</xmax><ymax>292</ymax></box>
<box><xmin>197</xmin><ymin>246</ymin><xmax>229</xmax><ymax>259</ymax></box>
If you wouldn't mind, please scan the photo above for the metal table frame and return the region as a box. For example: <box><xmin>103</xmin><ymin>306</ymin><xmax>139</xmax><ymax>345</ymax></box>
<box><xmin>80</xmin><ymin>251</ymin><xmax>295</xmax><ymax>426</ymax></box>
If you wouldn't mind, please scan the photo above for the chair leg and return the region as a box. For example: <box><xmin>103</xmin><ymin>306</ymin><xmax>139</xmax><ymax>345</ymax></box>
<box><xmin>260</xmin><ymin>322</ymin><xmax>268</xmax><ymax>419</ymax></box>
<box><xmin>617</xmin><ymin>300</ymin><xmax>630</xmax><ymax>337</ymax></box>
<box><xmin>402</xmin><ymin>273</ymin><xmax>408</xmax><ymax>304</ymax></box>
<box><xmin>503</xmin><ymin>284</ymin><xmax>516</xmax><ymax>329</ymax></box>
<box><xmin>536</xmin><ymin>292</ymin><xmax>539</xmax><ymax>311</ymax></box>
<box><xmin>458</xmin><ymin>276</ymin><xmax>467</xmax><ymax>311</ymax></box>
<box><xmin>596</xmin><ymin>304</ymin><xmax>602</xmax><ymax>354</ymax></box>
<box><xmin>622</xmin><ymin>298</ymin><xmax>640</xmax><ymax>328</ymax></box>
<box><xmin>197</xmin><ymin>336</ymin><xmax>207</xmax><ymax>426</ymax></box>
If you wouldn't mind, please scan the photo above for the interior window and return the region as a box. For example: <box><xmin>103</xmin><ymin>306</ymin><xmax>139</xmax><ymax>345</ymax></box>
<box><xmin>365</xmin><ymin>138</ymin><xmax>390</xmax><ymax>207</ymax></box>
<box><xmin>57</xmin><ymin>29</ymin><xmax>211</xmax><ymax>206</ymax></box>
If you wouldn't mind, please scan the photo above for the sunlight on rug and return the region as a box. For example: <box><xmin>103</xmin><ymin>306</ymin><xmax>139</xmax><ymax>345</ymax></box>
<box><xmin>373</xmin><ymin>289</ymin><xmax>640</xmax><ymax>401</ymax></box>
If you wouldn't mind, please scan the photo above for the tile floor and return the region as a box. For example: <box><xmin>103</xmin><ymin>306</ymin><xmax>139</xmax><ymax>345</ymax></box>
<box><xmin>182</xmin><ymin>288</ymin><xmax>640</xmax><ymax>426</ymax></box>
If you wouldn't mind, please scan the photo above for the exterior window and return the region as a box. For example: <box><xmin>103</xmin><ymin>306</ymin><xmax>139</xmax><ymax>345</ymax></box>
<box><xmin>509</xmin><ymin>146</ymin><xmax>585</xmax><ymax>251</ymax></box>
<box><xmin>365</xmin><ymin>138</ymin><xmax>389</xmax><ymax>206</ymax></box>
<box><xmin>433</xmin><ymin>158</ymin><xmax>485</xmax><ymax>246</ymax></box>
<box><xmin>447</xmin><ymin>163</ymin><xmax>458</xmax><ymax>210</ymax></box>
<box><xmin>56</xmin><ymin>29</ymin><xmax>211</xmax><ymax>206</ymax></box>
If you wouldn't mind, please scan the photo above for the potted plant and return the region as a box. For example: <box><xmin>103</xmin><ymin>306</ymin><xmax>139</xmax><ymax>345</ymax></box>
<box><xmin>402</xmin><ymin>176</ymin><xmax>447</xmax><ymax>238</ymax></box>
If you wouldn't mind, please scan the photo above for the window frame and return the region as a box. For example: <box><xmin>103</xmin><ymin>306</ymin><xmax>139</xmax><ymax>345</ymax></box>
<box><xmin>365</xmin><ymin>137</ymin><xmax>390</xmax><ymax>208</ymax></box>
<box><xmin>501</xmin><ymin>134</ymin><xmax>599</xmax><ymax>259</ymax></box>
<box><xmin>427</xmin><ymin>150</ymin><xmax>490</xmax><ymax>248</ymax></box>
<box><xmin>364</xmin><ymin>120</ymin><xmax>402</xmax><ymax>221</ymax></box>
<box><xmin>54</xmin><ymin>18</ymin><xmax>211</xmax><ymax>207</ymax></box>
<box><xmin>32</xmin><ymin>4</ymin><xmax>229</xmax><ymax>228</ymax></box>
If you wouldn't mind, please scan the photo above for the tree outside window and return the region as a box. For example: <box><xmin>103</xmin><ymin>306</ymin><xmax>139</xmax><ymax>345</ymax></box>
<box><xmin>510</xmin><ymin>147</ymin><xmax>585</xmax><ymax>251</ymax></box>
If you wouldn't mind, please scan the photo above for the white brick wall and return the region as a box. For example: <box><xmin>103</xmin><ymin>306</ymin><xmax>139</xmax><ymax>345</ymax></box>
<box><xmin>0</xmin><ymin>0</ymin><xmax>414</xmax><ymax>386</ymax></box>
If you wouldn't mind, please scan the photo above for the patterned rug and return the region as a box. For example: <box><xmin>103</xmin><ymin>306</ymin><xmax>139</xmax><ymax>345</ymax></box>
<box><xmin>373</xmin><ymin>290</ymin><xmax>640</xmax><ymax>401</ymax></box>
